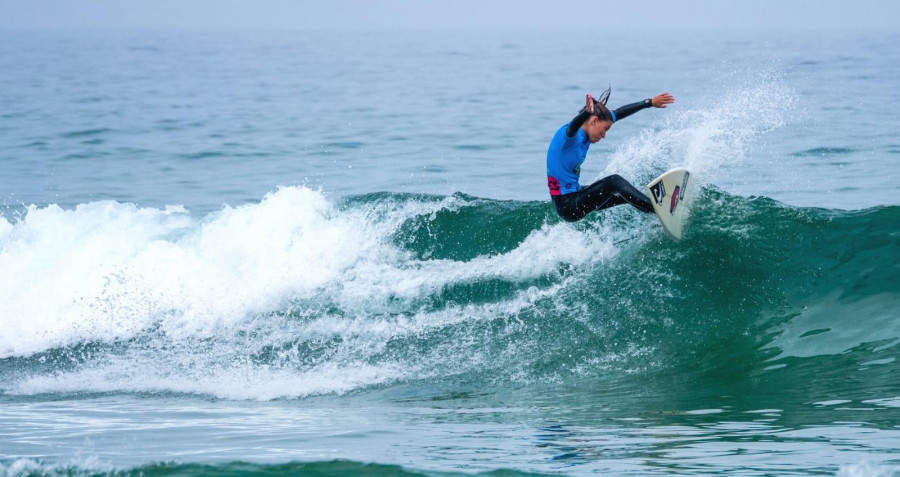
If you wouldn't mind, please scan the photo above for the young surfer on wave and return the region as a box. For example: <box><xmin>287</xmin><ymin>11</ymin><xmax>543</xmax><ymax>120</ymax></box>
<box><xmin>546</xmin><ymin>88</ymin><xmax>675</xmax><ymax>222</ymax></box>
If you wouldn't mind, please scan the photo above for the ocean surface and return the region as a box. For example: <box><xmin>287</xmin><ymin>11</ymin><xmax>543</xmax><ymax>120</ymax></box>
<box><xmin>1</xmin><ymin>28</ymin><xmax>898</xmax><ymax>476</ymax></box>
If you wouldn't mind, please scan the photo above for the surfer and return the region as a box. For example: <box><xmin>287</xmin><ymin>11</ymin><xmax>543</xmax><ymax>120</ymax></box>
<box><xmin>547</xmin><ymin>88</ymin><xmax>675</xmax><ymax>222</ymax></box>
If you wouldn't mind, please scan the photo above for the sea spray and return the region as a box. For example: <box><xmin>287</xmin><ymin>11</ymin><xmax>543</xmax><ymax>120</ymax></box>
<box><xmin>604</xmin><ymin>70</ymin><xmax>798</xmax><ymax>187</ymax></box>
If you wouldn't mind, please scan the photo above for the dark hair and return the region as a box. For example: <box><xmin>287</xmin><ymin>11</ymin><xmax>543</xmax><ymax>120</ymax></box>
<box><xmin>579</xmin><ymin>86</ymin><xmax>613</xmax><ymax>122</ymax></box>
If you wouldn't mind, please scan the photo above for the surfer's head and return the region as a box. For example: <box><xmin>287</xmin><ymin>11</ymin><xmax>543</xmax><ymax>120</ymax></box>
<box><xmin>583</xmin><ymin>115</ymin><xmax>612</xmax><ymax>143</ymax></box>
<box><xmin>581</xmin><ymin>87</ymin><xmax>614</xmax><ymax>143</ymax></box>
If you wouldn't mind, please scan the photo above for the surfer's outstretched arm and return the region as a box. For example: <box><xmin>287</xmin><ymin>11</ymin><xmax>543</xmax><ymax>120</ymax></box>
<box><xmin>611</xmin><ymin>93</ymin><xmax>675</xmax><ymax>122</ymax></box>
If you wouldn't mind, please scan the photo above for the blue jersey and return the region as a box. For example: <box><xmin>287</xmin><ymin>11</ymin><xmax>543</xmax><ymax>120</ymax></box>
<box><xmin>546</xmin><ymin>122</ymin><xmax>590</xmax><ymax>196</ymax></box>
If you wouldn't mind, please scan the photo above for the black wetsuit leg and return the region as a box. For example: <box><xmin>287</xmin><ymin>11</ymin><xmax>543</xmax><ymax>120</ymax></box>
<box><xmin>552</xmin><ymin>174</ymin><xmax>654</xmax><ymax>222</ymax></box>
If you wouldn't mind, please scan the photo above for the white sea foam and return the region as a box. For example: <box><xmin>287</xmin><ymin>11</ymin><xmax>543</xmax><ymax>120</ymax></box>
<box><xmin>10</xmin><ymin>267</ymin><xmax>577</xmax><ymax>400</ymax></box>
<box><xmin>0</xmin><ymin>457</ymin><xmax>117</xmax><ymax>477</ymax></box>
<box><xmin>2</xmin><ymin>186</ymin><xmax>621</xmax><ymax>399</ymax></box>
<box><xmin>0</xmin><ymin>201</ymin><xmax>194</xmax><ymax>356</ymax></box>
<box><xmin>837</xmin><ymin>462</ymin><xmax>899</xmax><ymax>477</ymax></box>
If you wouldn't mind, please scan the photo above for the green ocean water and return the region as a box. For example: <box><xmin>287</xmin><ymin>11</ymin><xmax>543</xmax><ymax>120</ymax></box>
<box><xmin>1</xmin><ymin>29</ymin><xmax>899</xmax><ymax>476</ymax></box>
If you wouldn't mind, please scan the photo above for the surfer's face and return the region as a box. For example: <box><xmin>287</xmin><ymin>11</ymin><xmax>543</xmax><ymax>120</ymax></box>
<box><xmin>585</xmin><ymin>117</ymin><xmax>612</xmax><ymax>143</ymax></box>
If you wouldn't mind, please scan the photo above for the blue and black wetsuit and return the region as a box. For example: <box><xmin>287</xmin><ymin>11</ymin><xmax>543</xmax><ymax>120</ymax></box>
<box><xmin>546</xmin><ymin>99</ymin><xmax>655</xmax><ymax>222</ymax></box>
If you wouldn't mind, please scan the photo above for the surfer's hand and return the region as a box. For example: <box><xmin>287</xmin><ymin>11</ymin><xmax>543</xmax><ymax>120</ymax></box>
<box><xmin>585</xmin><ymin>94</ymin><xmax>594</xmax><ymax>113</ymax></box>
<box><xmin>651</xmin><ymin>93</ymin><xmax>675</xmax><ymax>108</ymax></box>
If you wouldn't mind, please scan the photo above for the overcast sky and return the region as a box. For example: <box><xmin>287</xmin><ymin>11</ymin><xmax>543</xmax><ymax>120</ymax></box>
<box><xmin>1</xmin><ymin>0</ymin><xmax>898</xmax><ymax>30</ymax></box>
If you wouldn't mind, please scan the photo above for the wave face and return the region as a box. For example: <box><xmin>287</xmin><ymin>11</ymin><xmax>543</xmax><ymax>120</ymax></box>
<box><xmin>0</xmin><ymin>186</ymin><xmax>898</xmax><ymax>401</ymax></box>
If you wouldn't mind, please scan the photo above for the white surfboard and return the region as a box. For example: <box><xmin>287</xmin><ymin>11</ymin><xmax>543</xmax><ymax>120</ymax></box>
<box><xmin>646</xmin><ymin>168</ymin><xmax>692</xmax><ymax>240</ymax></box>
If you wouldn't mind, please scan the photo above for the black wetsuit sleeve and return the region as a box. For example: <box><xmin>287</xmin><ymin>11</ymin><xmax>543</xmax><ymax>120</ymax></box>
<box><xmin>565</xmin><ymin>111</ymin><xmax>592</xmax><ymax>137</ymax></box>
<box><xmin>567</xmin><ymin>99</ymin><xmax>652</xmax><ymax>135</ymax></box>
<box><xmin>613</xmin><ymin>99</ymin><xmax>653</xmax><ymax>122</ymax></box>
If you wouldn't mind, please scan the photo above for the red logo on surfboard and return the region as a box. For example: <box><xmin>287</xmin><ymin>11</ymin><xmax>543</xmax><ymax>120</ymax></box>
<box><xmin>670</xmin><ymin>186</ymin><xmax>681</xmax><ymax>213</ymax></box>
<box><xmin>668</xmin><ymin>172</ymin><xmax>690</xmax><ymax>214</ymax></box>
